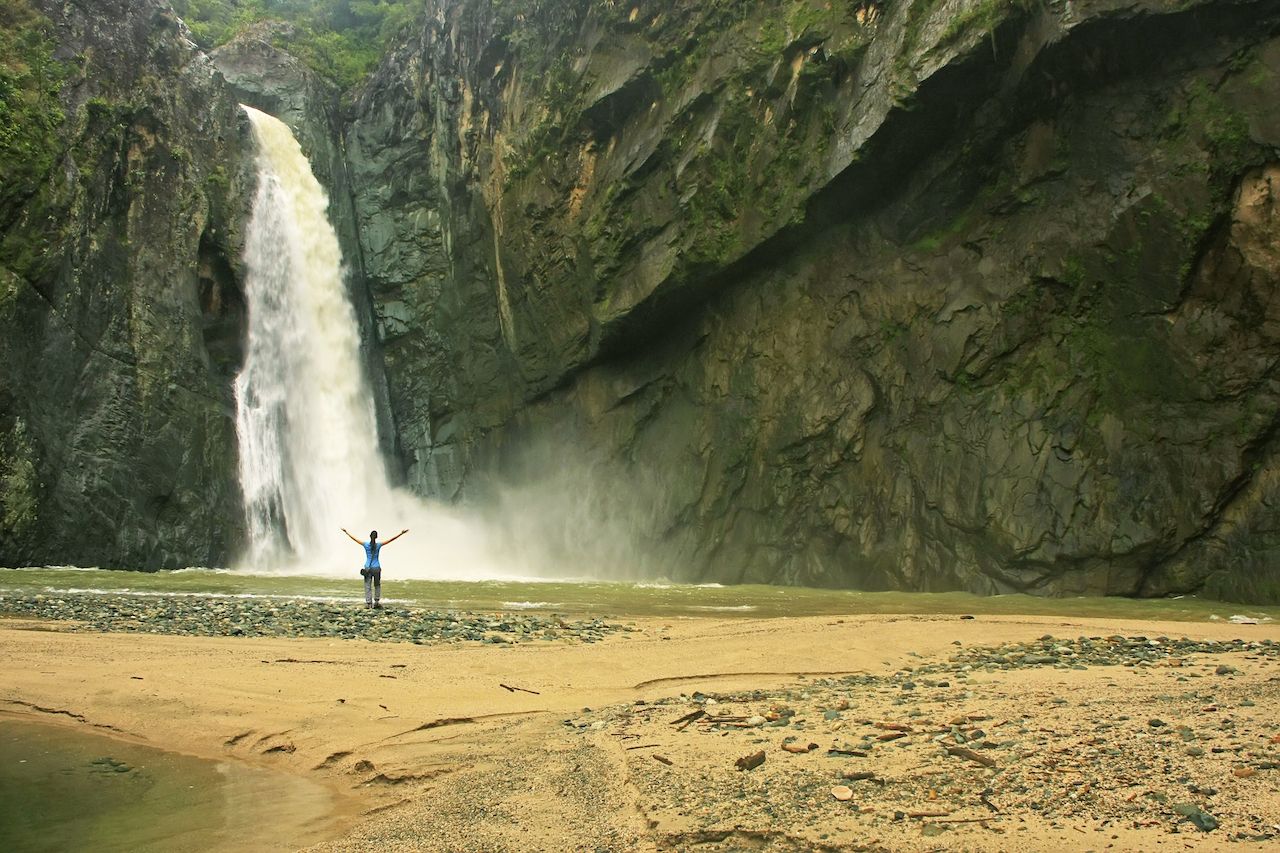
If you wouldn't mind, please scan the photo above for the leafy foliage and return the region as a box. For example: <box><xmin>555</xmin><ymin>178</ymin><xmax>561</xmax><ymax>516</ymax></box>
<box><xmin>170</xmin><ymin>0</ymin><xmax>419</xmax><ymax>89</ymax></box>
<box><xmin>0</xmin><ymin>0</ymin><xmax>67</xmax><ymax>221</ymax></box>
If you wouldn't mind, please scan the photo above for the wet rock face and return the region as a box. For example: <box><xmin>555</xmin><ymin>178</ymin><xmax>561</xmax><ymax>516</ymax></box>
<box><xmin>348</xmin><ymin>0</ymin><xmax>1280</xmax><ymax>599</ymax></box>
<box><xmin>0</xmin><ymin>0</ymin><xmax>253</xmax><ymax>568</ymax></box>
<box><xmin>4</xmin><ymin>0</ymin><xmax>1279</xmax><ymax>598</ymax></box>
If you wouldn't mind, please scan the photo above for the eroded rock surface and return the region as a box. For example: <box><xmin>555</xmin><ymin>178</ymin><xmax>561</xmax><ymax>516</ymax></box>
<box><xmin>345</xmin><ymin>0</ymin><xmax>1280</xmax><ymax>599</ymax></box>
<box><xmin>0</xmin><ymin>0</ymin><xmax>252</xmax><ymax>567</ymax></box>
<box><xmin>4</xmin><ymin>0</ymin><xmax>1280</xmax><ymax>600</ymax></box>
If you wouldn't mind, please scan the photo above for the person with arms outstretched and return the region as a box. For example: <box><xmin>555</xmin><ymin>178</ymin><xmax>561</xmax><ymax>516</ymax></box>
<box><xmin>341</xmin><ymin>527</ymin><xmax>408</xmax><ymax>609</ymax></box>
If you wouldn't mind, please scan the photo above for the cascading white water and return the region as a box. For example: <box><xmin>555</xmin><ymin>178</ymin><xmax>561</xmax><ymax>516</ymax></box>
<box><xmin>234</xmin><ymin>105</ymin><xmax>510</xmax><ymax>578</ymax></box>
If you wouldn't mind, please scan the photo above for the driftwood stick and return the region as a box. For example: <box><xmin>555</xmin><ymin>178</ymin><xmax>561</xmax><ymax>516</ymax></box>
<box><xmin>499</xmin><ymin>683</ymin><xmax>541</xmax><ymax>695</ymax></box>
<box><xmin>671</xmin><ymin>709</ymin><xmax>706</xmax><ymax>730</ymax></box>
<box><xmin>945</xmin><ymin>745</ymin><xmax>998</xmax><ymax>768</ymax></box>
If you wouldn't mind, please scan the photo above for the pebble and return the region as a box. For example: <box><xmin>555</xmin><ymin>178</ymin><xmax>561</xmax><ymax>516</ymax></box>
<box><xmin>556</xmin><ymin>632</ymin><xmax>1280</xmax><ymax>846</ymax></box>
<box><xmin>0</xmin><ymin>591</ymin><xmax>628</xmax><ymax>646</ymax></box>
<box><xmin>1174</xmin><ymin>803</ymin><xmax>1219</xmax><ymax>832</ymax></box>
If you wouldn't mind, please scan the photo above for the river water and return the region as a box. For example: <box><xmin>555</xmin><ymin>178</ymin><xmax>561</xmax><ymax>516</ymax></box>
<box><xmin>2</xmin><ymin>566</ymin><xmax>1276</xmax><ymax>623</ymax></box>
<box><xmin>0</xmin><ymin>565</ymin><xmax>1274</xmax><ymax>851</ymax></box>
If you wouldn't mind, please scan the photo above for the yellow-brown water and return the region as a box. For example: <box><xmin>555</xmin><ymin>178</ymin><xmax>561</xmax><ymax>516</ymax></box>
<box><xmin>0</xmin><ymin>718</ymin><xmax>340</xmax><ymax>853</ymax></box>
<box><xmin>2</xmin><ymin>567</ymin><xmax>1276</xmax><ymax>623</ymax></box>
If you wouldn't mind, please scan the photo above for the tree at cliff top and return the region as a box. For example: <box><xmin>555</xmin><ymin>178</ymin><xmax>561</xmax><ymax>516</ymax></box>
<box><xmin>171</xmin><ymin>0</ymin><xmax>416</xmax><ymax>88</ymax></box>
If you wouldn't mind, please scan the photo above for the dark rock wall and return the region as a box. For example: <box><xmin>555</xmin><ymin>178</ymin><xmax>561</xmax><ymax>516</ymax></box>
<box><xmin>0</xmin><ymin>0</ymin><xmax>253</xmax><ymax>568</ymax></box>
<box><xmin>345</xmin><ymin>0</ymin><xmax>1280</xmax><ymax>600</ymax></box>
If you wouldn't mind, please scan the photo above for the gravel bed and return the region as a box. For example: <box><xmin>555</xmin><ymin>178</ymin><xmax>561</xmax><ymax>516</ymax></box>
<box><xmin>565</xmin><ymin>634</ymin><xmax>1280</xmax><ymax>849</ymax></box>
<box><xmin>0</xmin><ymin>591</ymin><xmax>629</xmax><ymax>645</ymax></box>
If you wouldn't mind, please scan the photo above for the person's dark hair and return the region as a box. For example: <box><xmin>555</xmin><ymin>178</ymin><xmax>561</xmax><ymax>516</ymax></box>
<box><xmin>369</xmin><ymin>530</ymin><xmax>378</xmax><ymax>541</ymax></box>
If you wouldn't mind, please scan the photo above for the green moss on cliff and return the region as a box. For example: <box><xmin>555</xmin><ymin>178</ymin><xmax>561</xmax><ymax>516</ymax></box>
<box><xmin>1189</xmin><ymin>81</ymin><xmax>1254</xmax><ymax>175</ymax></box>
<box><xmin>549</xmin><ymin>2</ymin><xmax>862</xmax><ymax>266</ymax></box>
<box><xmin>0</xmin><ymin>0</ymin><xmax>67</xmax><ymax>222</ymax></box>
<box><xmin>0</xmin><ymin>264</ymin><xmax>18</xmax><ymax>319</ymax></box>
<box><xmin>1162</xmin><ymin>77</ymin><xmax>1259</xmax><ymax>181</ymax></box>
<box><xmin>935</xmin><ymin>0</ymin><xmax>1027</xmax><ymax>51</ymax></box>
<box><xmin>0</xmin><ymin>416</ymin><xmax>39</xmax><ymax>538</ymax></box>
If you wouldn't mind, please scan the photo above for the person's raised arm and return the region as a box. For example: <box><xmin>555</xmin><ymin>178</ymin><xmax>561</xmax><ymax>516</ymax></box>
<box><xmin>382</xmin><ymin>529</ymin><xmax>409</xmax><ymax>546</ymax></box>
<box><xmin>340</xmin><ymin>528</ymin><xmax>363</xmax><ymax>544</ymax></box>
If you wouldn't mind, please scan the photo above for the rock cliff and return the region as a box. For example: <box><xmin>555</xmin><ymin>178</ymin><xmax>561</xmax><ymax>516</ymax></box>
<box><xmin>345</xmin><ymin>0</ymin><xmax>1280</xmax><ymax>600</ymax></box>
<box><xmin>0</xmin><ymin>0</ymin><xmax>252</xmax><ymax>567</ymax></box>
<box><xmin>4</xmin><ymin>0</ymin><xmax>1280</xmax><ymax>602</ymax></box>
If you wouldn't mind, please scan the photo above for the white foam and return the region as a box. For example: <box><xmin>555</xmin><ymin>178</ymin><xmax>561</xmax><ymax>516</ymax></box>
<box><xmin>234</xmin><ymin>107</ymin><xmax>527</xmax><ymax>582</ymax></box>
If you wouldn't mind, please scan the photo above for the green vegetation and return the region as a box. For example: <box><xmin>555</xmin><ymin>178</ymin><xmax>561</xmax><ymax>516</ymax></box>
<box><xmin>169</xmin><ymin>0</ymin><xmax>418</xmax><ymax>88</ymax></box>
<box><xmin>205</xmin><ymin>165</ymin><xmax>231</xmax><ymax>192</ymax></box>
<box><xmin>996</xmin><ymin>230</ymin><xmax>1194</xmax><ymax>432</ymax></box>
<box><xmin>1</xmin><ymin>417</ymin><xmax>39</xmax><ymax>537</ymax></box>
<box><xmin>0</xmin><ymin>0</ymin><xmax>67</xmax><ymax>221</ymax></box>
<box><xmin>1188</xmin><ymin>80</ymin><xmax>1254</xmax><ymax>175</ymax></box>
<box><xmin>896</xmin><ymin>0</ymin><xmax>1036</xmax><ymax>79</ymax></box>
<box><xmin>498</xmin><ymin>0</ymin><xmax>866</xmax><ymax>274</ymax></box>
<box><xmin>935</xmin><ymin>0</ymin><xmax>1027</xmax><ymax>50</ymax></box>
<box><xmin>1161</xmin><ymin>77</ymin><xmax>1259</xmax><ymax>181</ymax></box>
<box><xmin>910</xmin><ymin>205</ymin><xmax>976</xmax><ymax>253</ymax></box>
<box><xmin>0</xmin><ymin>264</ymin><xmax>18</xmax><ymax>318</ymax></box>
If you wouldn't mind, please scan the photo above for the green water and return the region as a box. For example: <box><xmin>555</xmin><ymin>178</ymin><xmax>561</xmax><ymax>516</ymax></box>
<box><xmin>2</xmin><ymin>566</ymin><xmax>1277</xmax><ymax>623</ymax></box>
<box><xmin>0</xmin><ymin>719</ymin><xmax>338</xmax><ymax>853</ymax></box>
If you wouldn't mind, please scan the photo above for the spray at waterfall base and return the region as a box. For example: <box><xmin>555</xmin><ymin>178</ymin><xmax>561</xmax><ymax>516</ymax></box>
<box><xmin>233</xmin><ymin>106</ymin><xmax>659</xmax><ymax>582</ymax></box>
<box><xmin>233</xmin><ymin>106</ymin><xmax>501</xmax><ymax>578</ymax></box>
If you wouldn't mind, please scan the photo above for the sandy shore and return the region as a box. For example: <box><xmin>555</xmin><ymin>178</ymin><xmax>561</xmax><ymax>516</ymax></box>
<box><xmin>2</xmin><ymin>612</ymin><xmax>1278</xmax><ymax>851</ymax></box>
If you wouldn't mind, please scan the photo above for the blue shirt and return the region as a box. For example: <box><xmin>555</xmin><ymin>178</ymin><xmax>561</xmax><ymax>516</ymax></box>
<box><xmin>363</xmin><ymin>541</ymin><xmax>382</xmax><ymax>569</ymax></box>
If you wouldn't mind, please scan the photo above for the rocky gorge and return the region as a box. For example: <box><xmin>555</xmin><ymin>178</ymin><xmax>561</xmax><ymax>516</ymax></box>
<box><xmin>3</xmin><ymin>0</ymin><xmax>1280</xmax><ymax>601</ymax></box>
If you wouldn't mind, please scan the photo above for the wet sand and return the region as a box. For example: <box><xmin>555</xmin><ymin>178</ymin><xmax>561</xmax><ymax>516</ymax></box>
<box><xmin>1</xmin><ymin>612</ymin><xmax>1277</xmax><ymax>851</ymax></box>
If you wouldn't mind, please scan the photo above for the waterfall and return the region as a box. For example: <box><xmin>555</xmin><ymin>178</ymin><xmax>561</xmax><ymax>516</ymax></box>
<box><xmin>233</xmin><ymin>105</ymin><xmax>506</xmax><ymax>578</ymax></box>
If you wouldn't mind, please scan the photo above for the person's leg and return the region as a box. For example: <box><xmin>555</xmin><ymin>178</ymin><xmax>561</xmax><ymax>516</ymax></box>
<box><xmin>364</xmin><ymin>572</ymin><xmax>373</xmax><ymax>607</ymax></box>
<box><xmin>373</xmin><ymin>570</ymin><xmax>381</xmax><ymax>608</ymax></box>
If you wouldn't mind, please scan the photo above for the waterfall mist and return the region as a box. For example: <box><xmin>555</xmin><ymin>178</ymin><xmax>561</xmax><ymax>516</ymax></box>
<box><xmin>234</xmin><ymin>106</ymin><xmax>514</xmax><ymax>579</ymax></box>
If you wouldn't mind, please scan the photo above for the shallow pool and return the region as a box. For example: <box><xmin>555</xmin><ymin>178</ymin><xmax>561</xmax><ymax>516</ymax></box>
<box><xmin>0</xmin><ymin>719</ymin><xmax>340</xmax><ymax>853</ymax></box>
